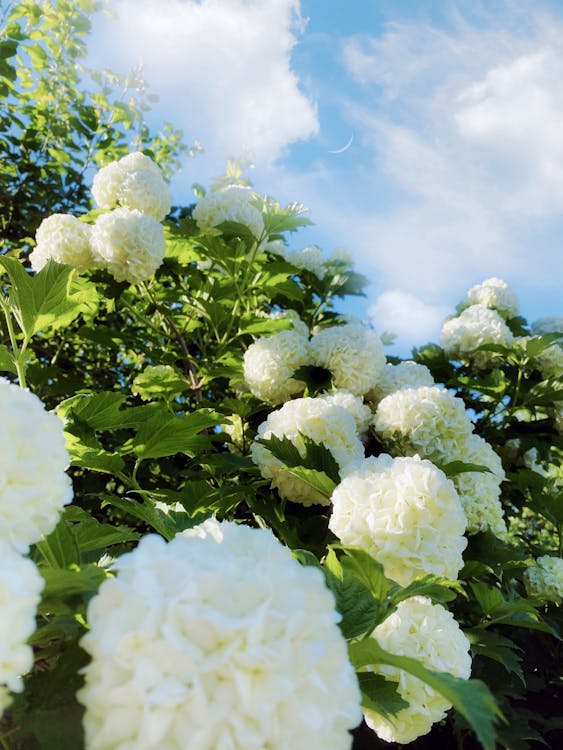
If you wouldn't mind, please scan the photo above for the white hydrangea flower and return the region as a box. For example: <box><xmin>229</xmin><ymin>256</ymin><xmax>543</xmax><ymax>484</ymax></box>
<box><xmin>531</xmin><ymin>316</ymin><xmax>563</xmax><ymax>336</ymax></box>
<box><xmin>523</xmin><ymin>555</ymin><xmax>563</xmax><ymax>603</ymax></box>
<box><xmin>535</xmin><ymin>342</ymin><xmax>563</xmax><ymax>380</ymax></box>
<box><xmin>92</xmin><ymin>152</ymin><xmax>171</xmax><ymax>221</ymax></box>
<box><xmin>91</xmin><ymin>208</ymin><xmax>166</xmax><ymax>284</ymax></box>
<box><xmin>373</xmin><ymin>386</ymin><xmax>474</xmax><ymax>462</ymax></box>
<box><xmin>523</xmin><ymin>447</ymin><xmax>548</xmax><ymax>477</ymax></box>
<box><xmin>78</xmin><ymin>521</ymin><xmax>362</xmax><ymax>750</ymax></box>
<box><xmin>286</xmin><ymin>246</ymin><xmax>326</xmax><ymax>279</ymax></box>
<box><xmin>366</xmin><ymin>361</ymin><xmax>435</xmax><ymax>404</ymax></box>
<box><xmin>0</xmin><ymin>378</ymin><xmax>73</xmax><ymax>553</ymax></box>
<box><xmin>0</xmin><ymin>542</ymin><xmax>44</xmax><ymax>710</ymax></box>
<box><xmin>451</xmin><ymin>434</ymin><xmax>507</xmax><ymax>536</ymax></box>
<box><xmin>243</xmin><ymin>330</ymin><xmax>310</xmax><ymax>405</ymax></box>
<box><xmin>251</xmin><ymin>397</ymin><xmax>365</xmax><ymax>506</ymax></box>
<box><xmin>441</xmin><ymin>305</ymin><xmax>514</xmax><ymax>369</ymax></box>
<box><xmin>460</xmin><ymin>277</ymin><xmax>519</xmax><ymax>319</ymax></box>
<box><xmin>327</xmin><ymin>247</ymin><xmax>353</xmax><ymax>266</ymax></box>
<box><xmin>318</xmin><ymin>390</ymin><xmax>372</xmax><ymax>440</ymax></box>
<box><xmin>310</xmin><ymin>324</ymin><xmax>386</xmax><ymax>396</ymax></box>
<box><xmin>268</xmin><ymin>309</ymin><xmax>310</xmax><ymax>338</ymax></box>
<box><xmin>330</xmin><ymin>455</ymin><xmax>467</xmax><ymax>585</ymax></box>
<box><xmin>30</xmin><ymin>213</ymin><xmax>94</xmax><ymax>272</ymax></box>
<box><xmin>193</xmin><ymin>186</ymin><xmax>265</xmax><ymax>239</ymax></box>
<box><xmin>363</xmin><ymin>597</ymin><xmax>471</xmax><ymax>744</ymax></box>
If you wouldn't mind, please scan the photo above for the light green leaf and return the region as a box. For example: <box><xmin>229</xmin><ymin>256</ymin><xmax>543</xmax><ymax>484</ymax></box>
<box><xmin>132</xmin><ymin>409</ymin><xmax>219</xmax><ymax>459</ymax></box>
<box><xmin>357</xmin><ymin>672</ymin><xmax>409</xmax><ymax>719</ymax></box>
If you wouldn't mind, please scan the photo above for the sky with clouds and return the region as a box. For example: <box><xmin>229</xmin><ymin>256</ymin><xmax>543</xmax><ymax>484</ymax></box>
<box><xmin>89</xmin><ymin>0</ymin><xmax>563</xmax><ymax>354</ymax></box>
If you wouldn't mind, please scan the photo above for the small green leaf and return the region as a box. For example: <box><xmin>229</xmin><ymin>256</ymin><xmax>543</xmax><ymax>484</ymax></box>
<box><xmin>132</xmin><ymin>409</ymin><xmax>219</xmax><ymax>459</ymax></box>
<box><xmin>357</xmin><ymin>672</ymin><xmax>409</xmax><ymax>719</ymax></box>
<box><xmin>439</xmin><ymin>460</ymin><xmax>492</xmax><ymax>477</ymax></box>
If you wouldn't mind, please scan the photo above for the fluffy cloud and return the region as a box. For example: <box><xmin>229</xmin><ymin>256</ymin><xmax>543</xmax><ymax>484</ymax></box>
<box><xmin>95</xmin><ymin>0</ymin><xmax>318</xmax><ymax>172</ymax></box>
<box><xmin>369</xmin><ymin>290</ymin><xmax>449</xmax><ymax>351</ymax></box>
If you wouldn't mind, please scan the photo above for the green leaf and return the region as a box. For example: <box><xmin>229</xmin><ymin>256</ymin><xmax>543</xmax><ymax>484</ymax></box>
<box><xmin>35</xmin><ymin>519</ymin><xmax>79</xmax><ymax>568</ymax></box>
<box><xmin>281</xmin><ymin>466</ymin><xmax>336</xmax><ymax>499</ymax></box>
<box><xmin>39</xmin><ymin>564</ymin><xmax>108</xmax><ymax>600</ymax></box>
<box><xmin>338</xmin><ymin>547</ymin><xmax>394</xmax><ymax>601</ymax></box>
<box><xmin>101</xmin><ymin>494</ymin><xmax>176</xmax><ymax>540</ymax></box>
<box><xmin>465</xmin><ymin>629</ymin><xmax>525</xmax><ymax>684</ymax></box>
<box><xmin>0</xmin><ymin>342</ymin><xmax>17</xmax><ymax>373</ymax></box>
<box><xmin>64</xmin><ymin>506</ymin><xmax>140</xmax><ymax>553</ymax></box>
<box><xmin>0</xmin><ymin>258</ymin><xmax>97</xmax><ymax>338</ymax></box>
<box><xmin>132</xmin><ymin>409</ymin><xmax>219</xmax><ymax>459</ymax></box>
<box><xmin>349</xmin><ymin>640</ymin><xmax>503</xmax><ymax>750</ymax></box>
<box><xmin>323</xmin><ymin>549</ymin><xmax>381</xmax><ymax>638</ymax></box>
<box><xmin>525</xmin><ymin>332</ymin><xmax>563</xmax><ymax>358</ymax></box>
<box><xmin>132</xmin><ymin>365</ymin><xmax>188</xmax><ymax>402</ymax></box>
<box><xmin>357</xmin><ymin>672</ymin><xmax>409</xmax><ymax>719</ymax></box>
<box><xmin>258</xmin><ymin>433</ymin><xmax>341</xmax><ymax>484</ymax></box>
<box><xmin>390</xmin><ymin>574</ymin><xmax>466</xmax><ymax>606</ymax></box>
<box><xmin>439</xmin><ymin>460</ymin><xmax>493</xmax><ymax>477</ymax></box>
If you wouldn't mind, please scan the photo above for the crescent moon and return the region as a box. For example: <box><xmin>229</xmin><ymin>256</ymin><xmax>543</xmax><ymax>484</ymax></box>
<box><xmin>328</xmin><ymin>133</ymin><xmax>354</xmax><ymax>154</ymax></box>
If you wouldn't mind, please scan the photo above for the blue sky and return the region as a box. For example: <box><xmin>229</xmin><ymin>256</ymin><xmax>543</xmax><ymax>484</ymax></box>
<box><xmin>90</xmin><ymin>0</ymin><xmax>563</xmax><ymax>353</ymax></box>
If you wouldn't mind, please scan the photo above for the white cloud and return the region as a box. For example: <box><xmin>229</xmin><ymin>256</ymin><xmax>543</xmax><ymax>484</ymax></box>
<box><xmin>369</xmin><ymin>290</ymin><xmax>450</xmax><ymax>354</ymax></box>
<box><xmin>96</xmin><ymin>0</ymin><xmax>318</xmax><ymax>173</ymax></box>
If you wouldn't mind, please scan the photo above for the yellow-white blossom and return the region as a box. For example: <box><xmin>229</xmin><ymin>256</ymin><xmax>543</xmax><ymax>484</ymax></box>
<box><xmin>30</xmin><ymin>213</ymin><xmax>94</xmax><ymax>272</ymax></box>
<box><xmin>524</xmin><ymin>555</ymin><xmax>563</xmax><ymax>603</ymax></box>
<box><xmin>243</xmin><ymin>330</ymin><xmax>310</xmax><ymax>405</ymax></box>
<box><xmin>193</xmin><ymin>186</ymin><xmax>264</xmax><ymax>239</ymax></box>
<box><xmin>460</xmin><ymin>277</ymin><xmax>519</xmax><ymax>318</ymax></box>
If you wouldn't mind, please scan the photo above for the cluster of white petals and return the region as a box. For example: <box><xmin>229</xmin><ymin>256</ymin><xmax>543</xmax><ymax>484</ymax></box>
<box><xmin>330</xmin><ymin>455</ymin><xmax>467</xmax><ymax>585</ymax></box>
<box><xmin>268</xmin><ymin>309</ymin><xmax>310</xmax><ymax>338</ymax></box>
<box><xmin>92</xmin><ymin>152</ymin><xmax>171</xmax><ymax>221</ymax></box>
<box><xmin>366</xmin><ymin>361</ymin><xmax>435</xmax><ymax>404</ymax></box>
<box><xmin>531</xmin><ymin>316</ymin><xmax>563</xmax><ymax>336</ymax></box>
<box><xmin>328</xmin><ymin>248</ymin><xmax>353</xmax><ymax>266</ymax></box>
<box><xmin>0</xmin><ymin>542</ymin><xmax>44</xmax><ymax>713</ymax></box>
<box><xmin>363</xmin><ymin>597</ymin><xmax>472</xmax><ymax>744</ymax></box>
<box><xmin>251</xmin><ymin>398</ymin><xmax>364</xmax><ymax>506</ymax></box>
<box><xmin>285</xmin><ymin>246</ymin><xmax>326</xmax><ymax>279</ymax></box>
<box><xmin>243</xmin><ymin>330</ymin><xmax>310</xmax><ymax>405</ymax></box>
<box><xmin>78</xmin><ymin>520</ymin><xmax>362</xmax><ymax>750</ymax></box>
<box><xmin>0</xmin><ymin>378</ymin><xmax>72</xmax><ymax>553</ymax></box>
<box><xmin>310</xmin><ymin>324</ymin><xmax>386</xmax><ymax>396</ymax></box>
<box><xmin>373</xmin><ymin>386</ymin><xmax>474</xmax><ymax>462</ymax></box>
<box><xmin>460</xmin><ymin>277</ymin><xmax>519</xmax><ymax>319</ymax></box>
<box><xmin>441</xmin><ymin>305</ymin><xmax>514</xmax><ymax>368</ymax></box>
<box><xmin>319</xmin><ymin>390</ymin><xmax>372</xmax><ymax>439</ymax></box>
<box><xmin>535</xmin><ymin>343</ymin><xmax>563</xmax><ymax>380</ymax></box>
<box><xmin>30</xmin><ymin>213</ymin><xmax>94</xmax><ymax>272</ymax></box>
<box><xmin>451</xmin><ymin>435</ymin><xmax>506</xmax><ymax>536</ymax></box>
<box><xmin>193</xmin><ymin>186</ymin><xmax>265</xmax><ymax>239</ymax></box>
<box><xmin>91</xmin><ymin>208</ymin><xmax>166</xmax><ymax>284</ymax></box>
<box><xmin>524</xmin><ymin>555</ymin><xmax>563</xmax><ymax>603</ymax></box>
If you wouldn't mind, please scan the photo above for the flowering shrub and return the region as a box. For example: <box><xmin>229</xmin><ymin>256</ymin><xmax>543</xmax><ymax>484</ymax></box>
<box><xmin>0</xmin><ymin>69</ymin><xmax>560</xmax><ymax>748</ymax></box>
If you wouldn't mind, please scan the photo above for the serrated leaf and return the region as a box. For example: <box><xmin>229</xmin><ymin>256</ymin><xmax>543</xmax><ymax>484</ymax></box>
<box><xmin>132</xmin><ymin>409</ymin><xmax>219</xmax><ymax>459</ymax></box>
<box><xmin>338</xmin><ymin>547</ymin><xmax>394</xmax><ymax>601</ymax></box>
<box><xmin>349</xmin><ymin>640</ymin><xmax>503</xmax><ymax>750</ymax></box>
<box><xmin>357</xmin><ymin>672</ymin><xmax>409</xmax><ymax>719</ymax></box>
<box><xmin>35</xmin><ymin>519</ymin><xmax>79</xmax><ymax>568</ymax></box>
<box><xmin>39</xmin><ymin>564</ymin><xmax>108</xmax><ymax>599</ymax></box>
<box><xmin>281</xmin><ymin>466</ymin><xmax>336</xmax><ymax>499</ymax></box>
<box><xmin>0</xmin><ymin>343</ymin><xmax>16</xmax><ymax>373</ymax></box>
<box><xmin>101</xmin><ymin>493</ymin><xmax>176</xmax><ymax>540</ymax></box>
<box><xmin>390</xmin><ymin>574</ymin><xmax>465</xmax><ymax>606</ymax></box>
<box><xmin>439</xmin><ymin>460</ymin><xmax>493</xmax><ymax>477</ymax></box>
<box><xmin>323</xmin><ymin>549</ymin><xmax>381</xmax><ymax>638</ymax></box>
<box><xmin>258</xmin><ymin>433</ymin><xmax>341</xmax><ymax>484</ymax></box>
<box><xmin>466</xmin><ymin>629</ymin><xmax>525</xmax><ymax>684</ymax></box>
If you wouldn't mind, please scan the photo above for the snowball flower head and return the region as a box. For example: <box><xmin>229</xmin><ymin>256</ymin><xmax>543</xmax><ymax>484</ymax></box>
<box><xmin>451</xmin><ymin>434</ymin><xmax>506</xmax><ymax>536</ymax></box>
<box><xmin>92</xmin><ymin>152</ymin><xmax>171</xmax><ymax>221</ymax></box>
<box><xmin>243</xmin><ymin>330</ymin><xmax>310</xmax><ymax>405</ymax></box>
<box><xmin>286</xmin><ymin>246</ymin><xmax>326</xmax><ymax>279</ymax></box>
<box><xmin>373</xmin><ymin>386</ymin><xmax>474</xmax><ymax>462</ymax></box>
<box><xmin>366</xmin><ymin>361</ymin><xmax>435</xmax><ymax>404</ymax></box>
<box><xmin>441</xmin><ymin>305</ymin><xmax>514</xmax><ymax>369</ymax></box>
<box><xmin>0</xmin><ymin>542</ymin><xmax>44</xmax><ymax>711</ymax></box>
<box><xmin>0</xmin><ymin>378</ymin><xmax>72</xmax><ymax>553</ymax></box>
<box><xmin>310</xmin><ymin>323</ymin><xmax>386</xmax><ymax>396</ymax></box>
<box><xmin>193</xmin><ymin>186</ymin><xmax>264</xmax><ymax>239</ymax></box>
<box><xmin>535</xmin><ymin>342</ymin><xmax>563</xmax><ymax>380</ymax></box>
<box><xmin>460</xmin><ymin>277</ymin><xmax>519</xmax><ymax>319</ymax></box>
<box><xmin>30</xmin><ymin>213</ymin><xmax>94</xmax><ymax>272</ymax></box>
<box><xmin>524</xmin><ymin>555</ymin><xmax>563</xmax><ymax>604</ymax></box>
<box><xmin>78</xmin><ymin>520</ymin><xmax>362</xmax><ymax>750</ymax></box>
<box><xmin>363</xmin><ymin>596</ymin><xmax>471</xmax><ymax>744</ymax></box>
<box><xmin>318</xmin><ymin>390</ymin><xmax>372</xmax><ymax>440</ymax></box>
<box><xmin>91</xmin><ymin>208</ymin><xmax>166</xmax><ymax>284</ymax></box>
<box><xmin>330</xmin><ymin>455</ymin><xmax>467</xmax><ymax>585</ymax></box>
<box><xmin>251</xmin><ymin>397</ymin><xmax>365</xmax><ymax>506</ymax></box>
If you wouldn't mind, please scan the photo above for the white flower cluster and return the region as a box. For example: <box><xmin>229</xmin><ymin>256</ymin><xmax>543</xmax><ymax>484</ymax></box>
<box><xmin>524</xmin><ymin>555</ymin><xmax>563</xmax><ymax>604</ymax></box>
<box><xmin>30</xmin><ymin>213</ymin><xmax>94</xmax><ymax>272</ymax></box>
<box><xmin>318</xmin><ymin>390</ymin><xmax>372</xmax><ymax>440</ymax></box>
<box><xmin>460</xmin><ymin>277</ymin><xmax>519</xmax><ymax>319</ymax></box>
<box><xmin>251</xmin><ymin>397</ymin><xmax>364</xmax><ymax>506</ymax></box>
<box><xmin>373</xmin><ymin>386</ymin><xmax>506</xmax><ymax>535</ymax></box>
<box><xmin>78</xmin><ymin>520</ymin><xmax>362</xmax><ymax>750</ymax></box>
<box><xmin>451</xmin><ymin>435</ymin><xmax>507</xmax><ymax>536</ymax></box>
<box><xmin>268</xmin><ymin>309</ymin><xmax>310</xmax><ymax>338</ymax></box>
<box><xmin>366</xmin><ymin>361</ymin><xmax>435</xmax><ymax>404</ymax></box>
<box><xmin>441</xmin><ymin>305</ymin><xmax>514</xmax><ymax>369</ymax></box>
<box><xmin>0</xmin><ymin>378</ymin><xmax>73</xmax><ymax>553</ymax></box>
<box><xmin>373</xmin><ymin>386</ymin><xmax>474</xmax><ymax>461</ymax></box>
<box><xmin>0</xmin><ymin>543</ymin><xmax>44</xmax><ymax>715</ymax></box>
<box><xmin>92</xmin><ymin>151</ymin><xmax>172</xmax><ymax>221</ymax></box>
<box><xmin>330</xmin><ymin>455</ymin><xmax>467</xmax><ymax>585</ymax></box>
<box><xmin>90</xmin><ymin>207</ymin><xmax>166</xmax><ymax>285</ymax></box>
<box><xmin>243</xmin><ymin>330</ymin><xmax>310</xmax><ymax>405</ymax></box>
<box><xmin>535</xmin><ymin>342</ymin><xmax>563</xmax><ymax>380</ymax></box>
<box><xmin>310</xmin><ymin>323</ymin><xmax>386</xmax><ymax>396</ymax></box>
<box><xmin>363</xmin><ymin>597</ymin><xmax>471</xmax><ymax>744</ymax></box>
<box><xmin>193</xmin><ymin>185</ymin><xmax>265</xmax><ymax>239</ymax></box>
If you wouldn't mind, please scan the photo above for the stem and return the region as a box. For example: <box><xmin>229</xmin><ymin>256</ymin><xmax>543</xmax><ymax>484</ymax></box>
<box><xmin>0</xmin><ymin>295</ymin><xmax>27</xmax><ymax>388</ymax></box>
